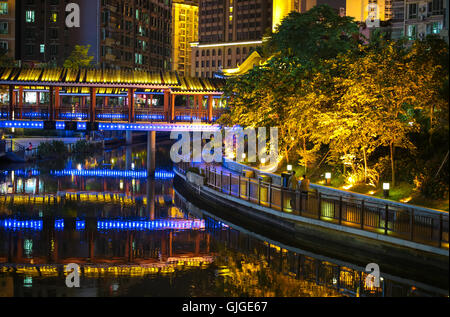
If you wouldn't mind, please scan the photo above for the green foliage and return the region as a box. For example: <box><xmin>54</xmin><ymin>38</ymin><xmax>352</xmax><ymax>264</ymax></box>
<box><xmin>63</xmin><ymin>45</ymin><xmax>94</xmax><ymax>69</ymax></box>
<box><xmin>72</xmin><ymin>140</ymin><xmax>101</xmax><ymax>162</ymax></box>
<box><xmin>37</xmin><ymin>141</ymin><xmax>68</xmax><ymax>159</ymax></box>
<box><xmin>0</xmin><ymin>48</ymin><xmax>15</xmax><ymax>67</ymax></box>
<box><xmin>222</xmin><ymin>5</ymin><xmax>449</xmax><ymax>203</ymax></box>
<box><xmin>266</xmin><ymin>5</ymin><xmax>359</xmax><ymax>62</ymax></box>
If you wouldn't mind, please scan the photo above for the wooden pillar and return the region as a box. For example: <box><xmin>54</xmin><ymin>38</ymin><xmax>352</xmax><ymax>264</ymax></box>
<box><xmin>104</xmin><ymin>96</ymin><xmax>109</xmax><ymax>107</ymax></box>
<box><xmin>89</xmin><ymin>87</ymin><xmax>96</xmax><ymax>123</ymax></box>
<box><xmin>49</xmin><ymin>86</ymin><xmax>54</xmax><ymax>121</ymax></box>
<box><xmin>128</xmin><ymin>88</ymin><xmax>135</xmax><ymax>123</ymax></box>
<box><xmin>163</xmin><ymin>90</ymin><xmax>170</xmax><ymax>122</ymax></box>
<box><xmin>149</xmin><ymin>94</ymin><xmax>153</xmax><ymax>108</ymax></box>
<box><xmin>88</xmin><ymin>231</ymin><xmax>95</xmax><ymax>261</ymax></box>
<box><xmin>18</xmin><ymin>86</ymin><xmax>24</xmax><ymax>119</ymax></box>
<box><xmin>207</xmin><ymin>95</ymin><xmax>213</xmax><ymax>122</ymax></box>
<box><xmin>147</xmin><ymin>131</ymin><xmax>156</xmax><ymax>176</ymax></box>
<box><xmin>36</xmin><ymin>91</ymin><xmax>40</xmax><ymax>112</ymax></box>
<box><xmin>8</xmin><ymin>85</ymin><xmax>14</xmax><ymax>120</ymax></box>
<box><xmin>169</xmin><ymin>232</ymin><xmax>173</xmax><ymax>257</ymax></box>
<box><xmin>171</xmin><ymin>94</ymin><xmax>175</xmax><ymax>122</ymax></box>
<box><xmin>195</xmin><ymin>232</ymin><xmax>200</xmax><ymax>256</ymax></box>
<box><xmin>54</xmin><ymin>87</ymin><xmax>60</xmax><ymax>119</ymax></box>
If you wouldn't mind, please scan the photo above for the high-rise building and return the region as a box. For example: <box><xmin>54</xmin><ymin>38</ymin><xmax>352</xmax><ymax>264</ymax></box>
<box><xmin>15</xmin><ymin>0</ymin><xmax>172</xmax><ymax>71</ymax></box>
<box><xmin>191</xmin><ymin>0</ymin><xmax>345</xmax><ymax>78</ymax></box>
<box><xmin>346</xmin><ymin>0</ymin><xmax>393</xmax><ymax>26</ymax></box>
<box><xmin>172</xmin><ymin>0</ymin><xmax>199</xmax><ymax>77</ymax></box>
<box><xmin>391</xmin><ymin>0</ymin><xmax>447</xmax><ymax>41</ymax></box>
<box><xmin>0</xmin><ymin>0</ymin><xmax>15</xmax><ymax>59</ymax></box>
<box><xmin>190</xmin><ymin>0</ymin><xmax>293</xmax><ymax>78</ymax></box>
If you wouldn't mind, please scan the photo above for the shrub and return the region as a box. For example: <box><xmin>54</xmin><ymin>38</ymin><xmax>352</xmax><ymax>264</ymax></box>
<box><xmin>37</xmin><ymin>140</ymin><xmax>68</xmax><ymax>158</ymax></box>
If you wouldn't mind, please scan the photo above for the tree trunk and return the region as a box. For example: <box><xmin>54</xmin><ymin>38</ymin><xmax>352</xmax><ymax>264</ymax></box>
<box><xmin>429</xmin><ymin>104</ymin><xmax>434</xmax><ymax>147</ymax></box>
<box><xmin>363</xmin><ymin>147</ymin><xmax>368</xmax><ymax>183</ymax></box>
<box><xmin>302</xmin><ymin>137</ymin><xmax>307</xmax><ymax>173</ymax></box>
<box><xmin>284</xmin><ymin>145</ymin><xmax>289</xmax><ymax>168</ymax></box>
<box><xmin>390</xmin><ymin>141</ymin><xmax>396</xmax><ymax>186</ymax></box>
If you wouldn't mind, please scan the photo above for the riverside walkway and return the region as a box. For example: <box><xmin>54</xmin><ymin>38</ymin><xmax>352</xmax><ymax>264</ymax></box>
<box><xmin>175</xmin><ymin>162</ymin><xmax>449</xmax><ymax>254</ymax></box>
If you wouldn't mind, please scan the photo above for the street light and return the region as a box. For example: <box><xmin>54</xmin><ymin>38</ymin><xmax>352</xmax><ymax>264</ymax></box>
<box><xmin>131</xmin><ymin>163</ymin><xmax>135</xmax><ymax>170</ymax></box>
<box><xmin>261</xmin><ymin>158</ymin><xmax>266</xmax><ymax>165</ymax></box>
<box><xmin>287</xmin><ymin>165</ymin><xmax>292</xmax><ymax>171</ymax></box>
<box><xmin>325</xmin><ymin>172</ymin><xmax>331</xmax><ymax>185</ymax></box>
<box><xmin>383</xmin><ymin>183</ymin><xmax>390</xmax><ymax>198</ymax></box>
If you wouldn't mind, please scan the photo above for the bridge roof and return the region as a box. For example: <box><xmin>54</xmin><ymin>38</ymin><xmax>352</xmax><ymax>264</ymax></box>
<box><xmin>0</xmin><ymin>67</ymin><xmax>225</xmax><ymax>93</ymax></box>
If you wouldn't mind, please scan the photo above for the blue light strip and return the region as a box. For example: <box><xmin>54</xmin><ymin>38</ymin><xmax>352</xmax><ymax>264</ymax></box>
<box><xmin>0</xmin><ymin>218</ymin><xmax>227</xmax><ymax>232</ymax></box>
<box><xmin>97</xmin><ymin>122</ymin><xmax>220</xmax><ymax>132</ymax></box>
<box><xmin>76</xmin><ymin>220</ymin><xmax>86</xmax><ymax>230</ymax></box>
<box><xmin>0</xmin><ymin>120</ymin><xmax>221</xmax><ymax>132</ymax></box>
<box><xmin>96</xmin><ymin>113</ymin><xmax>128</xmax><ymax>120</ymax></box>
<box><xmin>21</xmin><ymin>112</ymin><xmax>48</xmax><ymax>119</ymax></box>
<box><xmin>97</xmin><ymin>219</ymin><xmax>205</xmax><ymax>231</ymax></box>
<box><xmin>0</xmin><ymin>219</ymin><xmax>43</xmax><ymax>231</ymax></box>
<box><xmin>59</xmin><ymin>113</ymin><xmax>88</xmax><ymax>119</ymax></box>
<box><xmin>0</xmin><ymin>121</ymin><xmax>44</xmax><ymax>129</ymax></box>
<box><xmin>50</xmin><ymin>169</ymin><xmax>174</xmax><ymax>179</ymax></box>
<box><xmin>135</xmin><ymin>114</ymin><xmax>165</xmax><ymax>120</ymax></box>
<box><xmin>3</xmin><ymin>169</ymin><xmax>174</xmax><ymax>179</ymax></box>
<box><xmin>55</xmin><ymin>219</ymin><xmax>64</xmax><ymax>230</ymax></box>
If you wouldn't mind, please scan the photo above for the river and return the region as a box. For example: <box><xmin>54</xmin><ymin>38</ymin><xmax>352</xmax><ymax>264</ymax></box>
<box><xmin>0</xmin><ymin>142</ymin><xmax>446</xmax><ymax>297</ymax></box>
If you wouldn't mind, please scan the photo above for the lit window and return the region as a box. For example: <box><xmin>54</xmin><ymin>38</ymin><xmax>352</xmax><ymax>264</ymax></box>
<box><xmin>40</xmin><ymin>44</ymin><xmax>45</xmax><ymax>53</ymax></box>
<box><xmin>26</xmin><ymin>10</ymin><xmax>35</xmax><ymax>23</ymax></box>
<box><xmin>0</xmin><ymin>2</ymin><xmax>8</xmax><ymax>15</ymax></box>
<box><xmin>51</xmin><ymin>12</ymin><xmax>57</xmax><ymax>23</ymax></box>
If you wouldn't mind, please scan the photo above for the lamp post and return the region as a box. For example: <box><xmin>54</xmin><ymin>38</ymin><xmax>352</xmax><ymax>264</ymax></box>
<box><xmin>325</xmin><ymin>172</ymin><xmax>331</xmax><ymax>185</ymax></box>
<box><xmin>261</xmin><ymin>157</ymin><xmax>266</xmax><ymax>166</ymax></box>
<box><xmin>287</xmin><ymin>165</ymin><xmax>292</xmax><ymax>172</ymax></box>
<box><xmin>383</xmin><ymin>183</ymin><xmax>390</xmax><ymax>198</ymax></box>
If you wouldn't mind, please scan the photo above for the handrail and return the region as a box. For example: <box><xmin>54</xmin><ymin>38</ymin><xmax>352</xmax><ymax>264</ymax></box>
<box><xmin>176</xmin><ymin>162</ymin><xmax>449</xmax><ymax>250</ymax></box>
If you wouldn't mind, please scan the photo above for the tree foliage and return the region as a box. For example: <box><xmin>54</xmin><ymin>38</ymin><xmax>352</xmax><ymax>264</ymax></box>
<box><xmin>220</xmin><ymin>5</ymin><xmax>449</xmax><ymax>196</ymax></box>
<box><xmin>63</xmin><ymin>45</ymin><xmax>94</xmax><ymax>69</ymax></box>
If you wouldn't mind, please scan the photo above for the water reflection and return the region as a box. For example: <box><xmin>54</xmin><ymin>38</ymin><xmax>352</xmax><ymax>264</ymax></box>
<box><xmin>0</xmin><ymin>144</ymin><xmax>447</xmax><ymax>297</ymax></box>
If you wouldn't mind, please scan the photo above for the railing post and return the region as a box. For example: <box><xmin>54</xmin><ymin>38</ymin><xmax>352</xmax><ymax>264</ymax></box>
<box><xmin>229</xmin><ymin>172</ymin><xmax>232</xmax><ymax>195</ymax></box>
<box><xmin>258</xmin><ymin>178</ymin><xmax>261</xmax><ymax>205</ymax></box>
<box><xmin>361</xmin><ymin>200</ymin><xmax>365</xmax><ymax>230</ymax></box>
<box><xmin>238</xmin><ymin>174</ymin><xmax>241</xmax><ymax>198</ymax></box>
<box><xmin>438</xmin><ymin>213</ymin><xmax>443</xmax><ymax>248</ymax></box>
<box><xmin>220</xmin><ymin>170</ymin><xmax>223</xmax><ymax>192</ymax></box>
<box><xmin>317</xmin><ymin>192</ymin><xmax>321</xmax><ymax>219</ymax></box>
<box><xmin>247</xmin><ymin>178</ymin><xmax>251</xmax><ymax>202</ymax></box>
<box><xmin>338</xmin><ymin>196</ymin><xmax>342</xmax><ymax>225</ymax></box>
<box><xmin>410</xmin><ymin>209</ymin><xmax>414</xmax><ymax>241</ymax></box>
<box><xmin>281</xmin><ymin>188</ymin><xmax>284</xmax><ymax>212</ymax></box>
<box><xmin>299</xmin><ymin>189</ymin><xmax>302</xmax><ymax>215</ymax></box>
<box><xmin>384</xmin><ymin>205</ymin><xmax>389</xmax><ymax>235</ymax></box>
<box><xmin>268</xmin><ymin>182</ymin><xmax>272</xmax><ymax>209</ymax></box>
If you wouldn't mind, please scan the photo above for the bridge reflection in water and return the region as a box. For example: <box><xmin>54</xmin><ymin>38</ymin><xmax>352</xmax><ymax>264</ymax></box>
<box><xmin>0</xmin><ymin>167</ymin><xmax>447</xmax><ymax>296</ymax></box>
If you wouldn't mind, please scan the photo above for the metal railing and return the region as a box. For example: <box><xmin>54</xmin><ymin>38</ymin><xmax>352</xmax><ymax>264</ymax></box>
<box><xmin>175</xmin><ymin>163</ymin><xmax>449</xmax><ymax>250</ymax></box>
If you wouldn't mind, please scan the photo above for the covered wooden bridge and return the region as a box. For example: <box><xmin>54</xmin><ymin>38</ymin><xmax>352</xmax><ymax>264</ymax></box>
<box><xmin>0</xmin><ymin>68</ymin><xmax>226</xmax><ymax>125</ymax></box>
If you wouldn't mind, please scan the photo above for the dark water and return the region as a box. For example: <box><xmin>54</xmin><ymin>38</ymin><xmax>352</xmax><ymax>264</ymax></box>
<box><xmin>0</xmin><ymin>143</ymin><xmax>447</xmax><ymax>297</ymax></box>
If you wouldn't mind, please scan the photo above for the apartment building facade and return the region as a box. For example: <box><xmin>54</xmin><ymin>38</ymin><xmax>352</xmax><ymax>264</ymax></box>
<box><xmin>191</xmin><ymin>0</ymin><xmax>346</xmax><ymax>78</ymax></box>
<box><xmin>15</xmin><ymin>0</ymin><xmax>172</xmax><ymax>71</ymax></box>
<box><xmin>0</xmin><ymin>0</ymin><xmax>15</xmax><ymax>59</ymax></box>
<box><xmin>391</xmin><ymin>0</ymin><xmax>447</xmax><ymax>41</ymax></box>
<box><xmin>172</xmin><ymin>0</ymin><xmax>199</xmax><ymax>77</ymax></box>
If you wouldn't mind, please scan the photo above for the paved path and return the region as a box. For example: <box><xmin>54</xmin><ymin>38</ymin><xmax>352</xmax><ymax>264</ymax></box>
<box><xmin>12</xmin><ymin>137</ymin><xmax>83</xmax><ymax>148</ymax></box>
